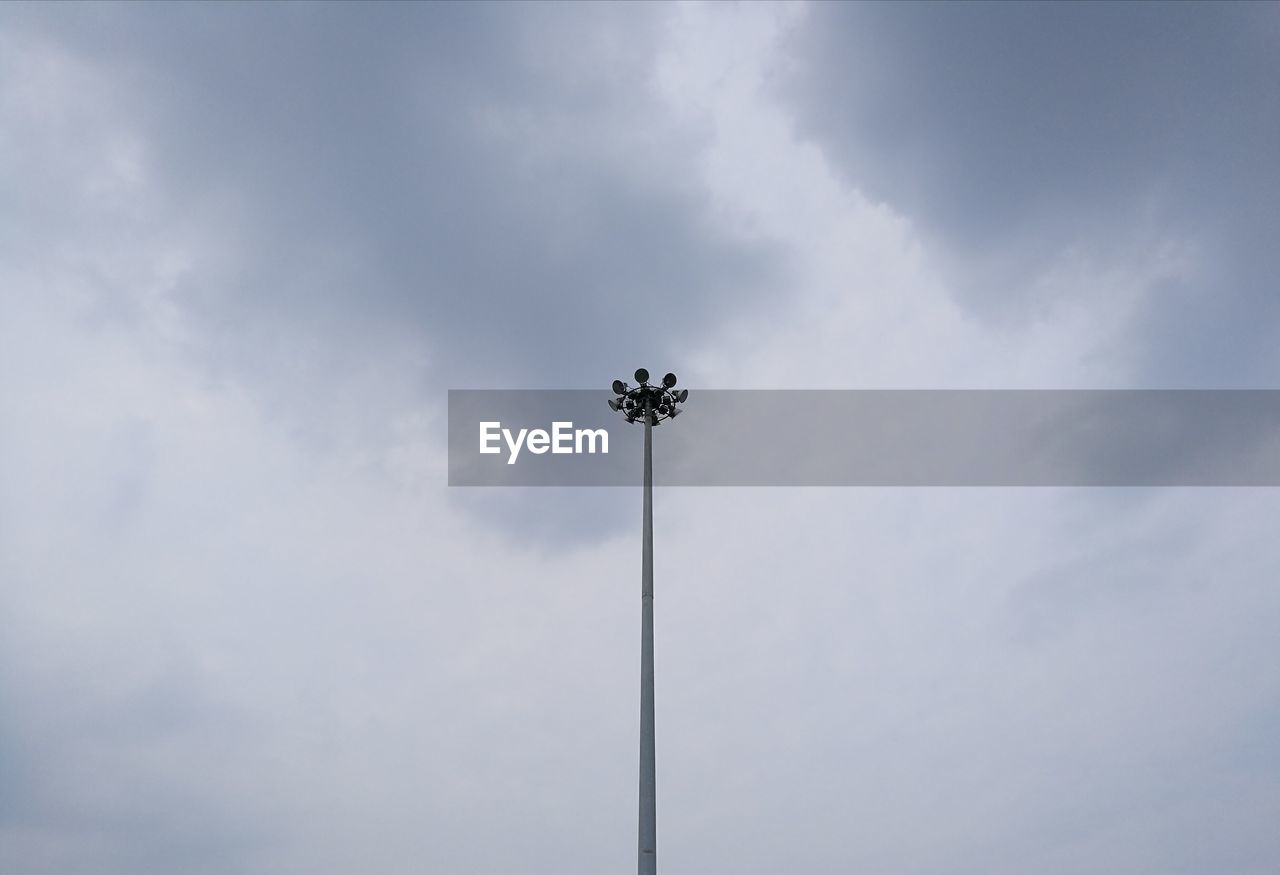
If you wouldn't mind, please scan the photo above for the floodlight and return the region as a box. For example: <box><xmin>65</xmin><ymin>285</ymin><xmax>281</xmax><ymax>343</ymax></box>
<box><xmin>610</xmin><ymin>367</ymin><xmax>687</xmax><ymax>429</ymax></box>
<box><xmin>668</xmin><ymin>407</ymin><xmax>681</xmax><ymax>418</ymax></box>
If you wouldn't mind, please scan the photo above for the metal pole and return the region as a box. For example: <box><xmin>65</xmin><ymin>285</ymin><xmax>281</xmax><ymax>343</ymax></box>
<box><xmin>639</xmin><ymin>395</ymin><xmax>656</xmax><ymax>874</ymax></box>
<box><xmin>610</xmin><ymin>370</ymin><xmax>683</xmax><ymax>874</ymax></box>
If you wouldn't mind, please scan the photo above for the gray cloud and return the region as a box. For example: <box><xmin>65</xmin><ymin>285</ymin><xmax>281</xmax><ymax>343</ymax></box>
<box><xmin>3</xmin><ymin>1</ymin><xmax>784</xmax><ymax>545</ymax></box>
<box><xmin>2</xmin><ymin>4</ymin><xmax>1279</xmax><ymax>874</ymax></box>
<box><xmin>783</xmin><ymin>2</ymin><xmax>1280</xmax><ymax>383</ymax></box>
<box><xmin>7</xmin><ymin>2</ymin><xmax>780</xmax><ymax>389</ymax></box>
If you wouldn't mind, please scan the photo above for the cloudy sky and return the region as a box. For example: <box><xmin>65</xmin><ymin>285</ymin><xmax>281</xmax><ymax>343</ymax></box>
<box><xmin>2</xmin><ymin>2</ymin><xmax>1278</xmax><ymax>873</ymax></box>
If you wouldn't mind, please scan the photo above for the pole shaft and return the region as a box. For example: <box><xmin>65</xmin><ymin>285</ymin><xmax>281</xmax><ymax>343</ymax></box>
<box><xmin>639</xmin><ymin>399</ymin><xmax>656</xmax><ymax>874</ymax></box>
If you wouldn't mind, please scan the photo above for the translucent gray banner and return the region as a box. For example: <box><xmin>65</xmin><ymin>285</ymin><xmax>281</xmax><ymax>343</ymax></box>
<box><xmin>447</xmin><ymin>390</ymin><xmax>1280</xmax><ymax>486</ymax></box>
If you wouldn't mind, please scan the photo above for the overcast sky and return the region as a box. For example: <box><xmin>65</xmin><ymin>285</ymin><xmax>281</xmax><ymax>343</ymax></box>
<box><xmin>2</xmin><ymin>3</ymin><xmax>1278</xmax><ymax>873</ymax></box>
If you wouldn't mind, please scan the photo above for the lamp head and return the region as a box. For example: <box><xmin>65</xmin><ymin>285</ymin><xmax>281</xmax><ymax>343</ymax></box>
<box><xmin>609</xmin><ymin>369</ymin><xmax>687</xmax><ymax>426</ymax></box>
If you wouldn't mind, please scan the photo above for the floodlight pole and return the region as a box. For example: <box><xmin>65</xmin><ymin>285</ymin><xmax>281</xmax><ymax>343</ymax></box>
<box><xmin>639</xmin><ymin>394</ymin><xmax>656</xmax><ymax>875</ymax></box>
<box><xmin>607</xmin><ymin>369</ymin><xmax>686</xmax><ymax>875</ymax></box>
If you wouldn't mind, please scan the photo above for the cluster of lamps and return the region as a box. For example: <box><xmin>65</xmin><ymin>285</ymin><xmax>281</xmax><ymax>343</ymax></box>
<box><xmin>608</xmin><ymin>369</ymin><xmax>688</xmax><ymax>426</ymax></box>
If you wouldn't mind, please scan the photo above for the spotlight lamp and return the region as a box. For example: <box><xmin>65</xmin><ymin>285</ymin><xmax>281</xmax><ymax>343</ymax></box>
<box><xmin>608</xmin><ymin>369</ymin><xmax>689</xmax><ymax>426</ymax></box>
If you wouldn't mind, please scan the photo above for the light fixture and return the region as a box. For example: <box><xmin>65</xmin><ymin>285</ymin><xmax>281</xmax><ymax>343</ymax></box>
<box><xmin>605</xmin><ymin>368</ymin><xmax>689</xmax><ymax>875</ymax></box>
<box><xmin>609</xmin><ymin>369</ymin><xmax>688</xmax><ymax>428</ymax></box>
